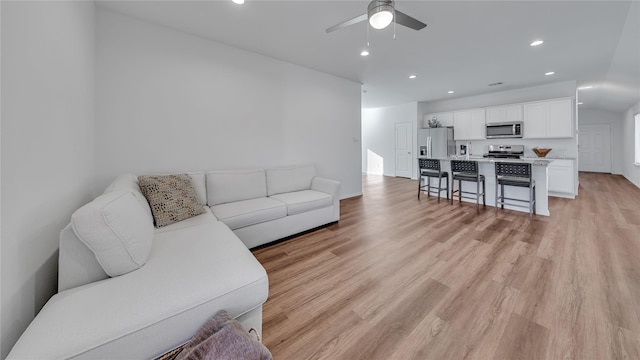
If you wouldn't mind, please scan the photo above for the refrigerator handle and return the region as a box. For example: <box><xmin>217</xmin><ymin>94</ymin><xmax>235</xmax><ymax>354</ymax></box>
<box><xmin>427</xmin><ymin>137</ymin><xmax>431</xmax><ymax>158</ymax></box>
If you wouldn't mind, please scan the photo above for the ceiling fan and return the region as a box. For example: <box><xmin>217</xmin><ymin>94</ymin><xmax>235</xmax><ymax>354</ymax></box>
<box><xmin>326</xmin><ymin>0</ymin><xmax>427</xmax><ymax>33</ymax></box>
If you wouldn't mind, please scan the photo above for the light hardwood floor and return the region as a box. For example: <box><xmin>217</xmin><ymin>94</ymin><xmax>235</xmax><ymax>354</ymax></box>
<box><xmin>253</xmin><ymin>172</ymin><xmax>640</xmax><ymax>360</ymax></box>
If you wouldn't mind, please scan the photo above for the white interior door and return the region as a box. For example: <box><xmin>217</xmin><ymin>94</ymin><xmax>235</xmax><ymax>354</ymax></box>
<box><xmin>395</xmin><ymin>122</ymin><xmax>412</xmax><ymax>178</ymax></box>
<box><xmin>579</xmin><ymin>124</ymin><xmax>611</xmax><ymax>173</ymax></box>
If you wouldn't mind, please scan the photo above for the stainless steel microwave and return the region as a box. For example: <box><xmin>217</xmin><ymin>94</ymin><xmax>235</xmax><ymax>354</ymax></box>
<box><xmin>485</xmin><ymin>122</ymin><xmax>523</xmax><ymax>139</ymax></box>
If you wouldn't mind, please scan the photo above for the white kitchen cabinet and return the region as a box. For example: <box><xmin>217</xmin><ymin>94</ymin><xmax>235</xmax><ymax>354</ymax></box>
<box><xmin>523</xmin><ymin>98</ymin><xmax>573</xmax><ymax>139</ymax></box>
<box><xmin>453</xmin><ymin>109</ymin><xmax>485</xmax><ymax>140</ymax></box>
<box><xmin>486</xmin><ymin>104</ymin><xmax>523</xmax><ymax>124</ymax></box>
<box><xmin>547</xmin><ymin>100</ymin><xmax>573</xmax><ymax>137</ymax></box>
<box><xmin>524</xmin><ymin>102</ymin><xmax>547</xmax><ymax>138</ymax></box>
<box><xmin>548</xmin><ymin>159</ymin><xmax>575</xmax><ymax>197</ymax></box>
<box><xmin>423</xmin><ymin>112</ymin><xmax>454</xmax><ymax>128</ymax></box>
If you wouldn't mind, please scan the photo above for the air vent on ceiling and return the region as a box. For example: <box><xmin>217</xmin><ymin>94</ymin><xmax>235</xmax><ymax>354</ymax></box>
<box><xmin>488</xmin><ymin>82</ymin><xmax>504</xmax><ymax>87</ymax></box>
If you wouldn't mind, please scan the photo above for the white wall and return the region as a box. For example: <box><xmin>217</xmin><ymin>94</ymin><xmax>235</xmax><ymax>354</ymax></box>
<box><xmin>0</xmin><ymin>2</ymin><xmax>96</xmax><ymax>357</ymax></box>
<box><xmin>1</xmin><ymin>2</ymin><xmax>3</xmax><ymax>353</ymax></box>
<box><xmin>96</xmin><ymin>10</ymin><xmax>362</xmax><ymax>198</ymax></box>
<box><xmin>362</xmin><ymin>103</ymin><xmax>419</xmax><ymax>179</ymax></box>
<box><xmin>622</xmin><ymin>101</ymin><xmax>640</xmax><ymax>188</ymax></box>
<box><xmin>579</xmin><ymin>108</ymin><xmax>624</xmax><ymax>174</ymax></box>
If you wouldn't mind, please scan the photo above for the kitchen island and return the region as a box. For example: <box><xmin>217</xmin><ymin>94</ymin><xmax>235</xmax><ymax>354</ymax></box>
<box><xmin>419</xmin><ymin>156</ymin><xmax>552</xmax><ymax>216</ymax></box>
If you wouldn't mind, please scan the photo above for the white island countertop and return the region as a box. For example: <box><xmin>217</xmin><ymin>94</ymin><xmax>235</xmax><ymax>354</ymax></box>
<box><xmin>417</xmin><ymin>155</ymin><xmax>552</xmax><ymax>216</ymax></box>
<box><xmin>418</xmin><ymin>155</ymin><xmax>552</xmax><ymax>166</ymax></box>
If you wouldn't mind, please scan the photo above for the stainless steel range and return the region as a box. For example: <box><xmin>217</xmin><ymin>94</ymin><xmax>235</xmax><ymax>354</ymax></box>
<box><xmin>483</xmin><ymin>145</ymin><xmax>524</xmax><ymax>159</ymax></box>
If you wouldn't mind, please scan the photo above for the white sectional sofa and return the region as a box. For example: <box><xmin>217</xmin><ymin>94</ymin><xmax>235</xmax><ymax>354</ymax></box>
<box><xmin>207</xmin><ymin>166</ymin><xmax>340</xmax><ymax>249</ymax></box>
<box><xmin>8</xmin><ymin>164</ymin><xmax>340</xmax><ymax>359</ymax></box>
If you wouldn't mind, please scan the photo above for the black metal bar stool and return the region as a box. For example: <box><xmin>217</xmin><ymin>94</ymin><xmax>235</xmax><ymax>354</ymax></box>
<box><xmin>495</xmin><ymin>162</ymin><xmax>536</xmax><ymax>215</ymax></box>
<box><xmin>450</xmin><ymin>160</ymin><xmax>485</xmax><ymax>208</ymax></box>
<box><xmin>418</xmin><ymin>159</ymin><xmax>449</xmax><ymax>202</ymax></box>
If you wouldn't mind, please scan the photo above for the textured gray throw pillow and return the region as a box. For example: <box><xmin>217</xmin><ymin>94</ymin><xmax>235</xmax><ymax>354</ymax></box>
<box><xmin>138</xmin><ymin>174</ymin><xmax>205</xmax><ymax>228</ymax></box>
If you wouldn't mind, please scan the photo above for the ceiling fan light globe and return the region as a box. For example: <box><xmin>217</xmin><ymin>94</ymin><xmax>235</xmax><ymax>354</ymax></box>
<box><xmin>368</xmin><ymin>0</ymin><xmax>394</xmax><ymax>29</ymax></box>
<box><xmin>369</xmin><ymin>11</ymin><xmax>393</xmax><ymax>29</ymax></box>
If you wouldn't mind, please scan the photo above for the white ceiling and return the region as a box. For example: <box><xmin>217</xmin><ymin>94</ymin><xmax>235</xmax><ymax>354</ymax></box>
<box><xmin>98</xmin><ymin>0</ymin><xmax>640</xmax><ymax>113</ymax></box>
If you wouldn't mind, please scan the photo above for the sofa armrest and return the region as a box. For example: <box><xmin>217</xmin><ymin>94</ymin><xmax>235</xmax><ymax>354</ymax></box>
<box><xmin>311</xmin><ymin>177</ymin><xmax>340</xmax><ymax>221</ymax></box>
<box><xmin>311</xmin><ymin>177</ymin><xmax>340</xmax><ymax>196</ymax></box>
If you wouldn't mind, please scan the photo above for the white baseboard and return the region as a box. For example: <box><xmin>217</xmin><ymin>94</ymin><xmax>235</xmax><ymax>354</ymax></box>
<box><xmin>549</xmin><ymin>192</ymin><xmax>576</xmax><ymax>199</ymax></box>
<box><xmin>340</xmin><ymin>192</ymin><xmax>363</xmax><ymax>200</ymax></box>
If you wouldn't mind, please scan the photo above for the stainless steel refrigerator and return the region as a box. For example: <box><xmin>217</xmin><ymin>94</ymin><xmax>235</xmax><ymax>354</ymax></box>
<box><xmin>417</xmin><ymin>127</ymin><xmax>455</xmax><ymax>158</ymax></box>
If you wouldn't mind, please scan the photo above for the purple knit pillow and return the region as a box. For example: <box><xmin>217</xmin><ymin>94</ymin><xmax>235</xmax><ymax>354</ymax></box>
<box><xmin>176</xmin><ymin>310</ymin><xmax>272</xmax><ymax>360</ymax></box>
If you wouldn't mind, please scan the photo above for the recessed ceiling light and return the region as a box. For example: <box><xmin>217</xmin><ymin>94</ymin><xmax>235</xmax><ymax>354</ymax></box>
<box><xmin>232</xmin><ymin>0</ymin><xmax>245</xmax><ymax>4</ymax></box>
<box><xmin>545</xmin><ymin>71</ymin><xmax>555</xmax><ymax>76</ymax></box>
<box><xmin>578</xmin><ymin>102</ymin><xmax>584</xmax><ymax>105</ymax></box>
<box><xmin>448</xmin><ymin>90</ymin><xmax>454</xmax><ymax>94</ymax></box>
<box><xmin>409</xmin><ymin>75</ymin><xmax>417</xmax><ymax>79</ymax></box>
<box><xmin>530</xmin><ymin>40</ymin><xmax>544</xmax><ymax>46</ymax></box>
<box><xmin>360</xmin><ymin>50</ymin><xmax>370</xmax><ymax>56</ymax></box>
<box><xmin>578</xmin><ymin>86</ymin><xmax>593</xmax><ymax>90</ymax></box>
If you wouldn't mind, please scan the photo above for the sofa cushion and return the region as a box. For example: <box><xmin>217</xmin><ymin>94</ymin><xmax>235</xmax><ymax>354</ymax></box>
<box><xmin>103</xmin><ymin>173</ymin><xmax>153</xmax><ymax>220</ymax></box>
<box><xmin>185</xmin><ymin>172</ymin><xmax>207</xmax><ymax>206</ymax></box>
<box><xmin>71</xmin><ymin>191</ymin><xmax>154</xmax><ymax>277</ymax></box>
<box><xmin>207</xmin><ymin>169</ymin><xmax>267</xmax><ymax>206</ymax></box>
<box><xmin>266</xmin><ymin>164</ymin><xmax>316</xmax><ymax>196</ymax></box>
<box><xmin>269</xmin><ymin>190</ymin><xmax>333</xmax><ymax>215</ymax></box>
<box><xmin>154</xmin><ymin>206</ymin><xmax>218</xmax><ymax>234</ymax></box>
<box><xmin>138</xmin><ymin>174</ymin><xmax>205</xmax><ymax>228</ymax></box>
<box><xmin>211</xmin><ymin>198</ymin><xmax>286</xmax><ymax>230</ymax></box>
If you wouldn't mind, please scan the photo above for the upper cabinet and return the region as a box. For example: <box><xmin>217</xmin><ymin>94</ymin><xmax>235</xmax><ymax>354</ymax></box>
<box><xmin>547</xmin><ymin>99</ymin><xmax>574</xmax><ymax>137</ymax></box>
<box><xmin>423</xmin><ymin>97</ymin><xmax>573</xmax><ymax>140</ymax></box>
<box><xmin>523</xmin><ymin>102</ymin><xmax>547</xmax><ymax>138</ymax></box>
<box><xmin>523</xmin><ymin>98</ymin><xmax>574</xmax><ymax>139</ymax></box>
<box><xmin>486</xmin><ymin>104</ymin><xmax>523</xmax><ymax>124</ymax></box>
<box><xmin>453</xmin><ymin>109</ymin><xmax>485</xmax><ymax>140</ymax></box>
<box><xmin>423</xmin><ymin>112</ymin><xmax>454</xmax><ymax>128</ymax></box>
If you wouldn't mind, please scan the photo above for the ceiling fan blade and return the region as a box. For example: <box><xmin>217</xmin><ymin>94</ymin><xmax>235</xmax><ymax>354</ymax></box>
<box><xmin>394</xmin><ymin>10</ymin><xmax>427</xmax><ymax>30</ymax></box>
<box><xmin>326</xmin><ymin>13</ymin><xmax>368</xmax><ymax>33</ymax></box>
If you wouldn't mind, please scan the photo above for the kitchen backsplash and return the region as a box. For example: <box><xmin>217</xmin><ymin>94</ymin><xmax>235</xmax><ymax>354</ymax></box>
<box><xmin>457</xmin><ymin>137</ymin><xmax>578</xmax><ymax>159</ymax></box>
